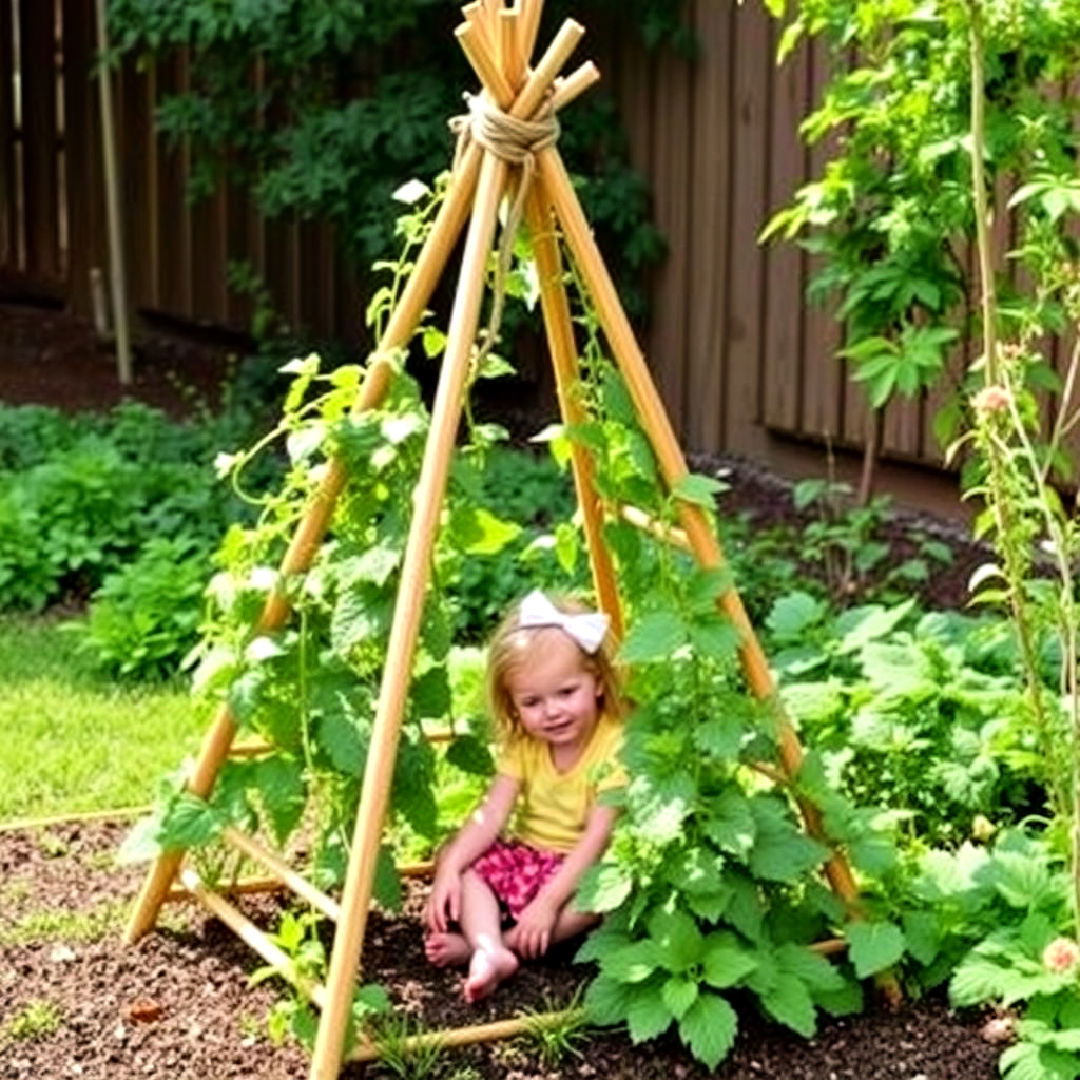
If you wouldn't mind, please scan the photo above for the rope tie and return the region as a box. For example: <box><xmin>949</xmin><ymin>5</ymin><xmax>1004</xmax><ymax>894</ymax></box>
<box><xmin>448</xmin><ymin>93</ymin><xmax>560</xmax><ymax>377</ymax></box>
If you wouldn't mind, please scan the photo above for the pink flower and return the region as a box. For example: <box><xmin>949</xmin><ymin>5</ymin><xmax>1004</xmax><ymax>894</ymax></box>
<box><xmin>972</xmin><ymin>385</ymin><xmax>1012</xmax><ymax>414</ymax></box>
<box><xmin>1042</xmin><ymin>938</ymin><xmax>1080</xmax><ymax>973</ymax></box>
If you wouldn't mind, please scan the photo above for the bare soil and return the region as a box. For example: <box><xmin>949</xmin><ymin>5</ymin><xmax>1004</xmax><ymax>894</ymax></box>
<box><xmin>0</xmin><ymin>821</ymin><xmax>1004</xmax><ymax>1080</ymax></box>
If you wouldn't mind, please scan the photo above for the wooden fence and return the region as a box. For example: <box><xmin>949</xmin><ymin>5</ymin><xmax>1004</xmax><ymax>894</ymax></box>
<box><xmin>1</xmin><ymin>0</ymin><xmax>1047</xmax><ymax>490</ymax></box>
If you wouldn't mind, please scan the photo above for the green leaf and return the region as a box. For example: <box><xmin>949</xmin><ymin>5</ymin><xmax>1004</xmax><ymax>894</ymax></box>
<box><xmin>579</xmin><ymin>861</ymin><xmax>634</xmax><ymax>913</ymax></box>
<box><xmin>689</xmin><ymin>615</ymin><xmax>741</xmax><ymax>660</ymax></box>
<box><xmin>602</xmin><ymin>940</ymin><xmax>667</xmax><ymax>983</ymax></box>
<box><xmin>748</xmin><ymin>804</ymin><xmax>828</xmax><ymax>882</ymax></box>
<box><xmin>702</xmin><ymin>931</ymin><xmax>757</xmax><ymax>988</ymax></box>
<box><xmin>766</xmin><ymin>592</ymin><xmax>827</xmax><ymax>641</ymax></box>
<box><xmin>627</xmin><ymin>981</ymin><xmax>674</xmax><ymax>1043</ymax></box>
<box><xmin>584</xmin><ymin>976</ymin><xmax>636</xmax><ymax>1026</ymax></box>
<box><xmin>647</xmin><ymin>907</ymin><xmax>703</xmax><ymax>972</ymax></box>
<box><xmin>672</xmin><ymin>473</ymin><xmax>725</xmax><ymax>508</ymax></box>
<box><xmin>411</xmin><ymin>665</ymin><xmax>451</xmax><ymax>720</ymax></box>
<box><xmin>445</xmin><ymin>733</ymin><xmax>494</xmax><ymax>776</ymax></box>
<box><xmin>1002</xmin><ymin>1041</ymin><xmax>1080</xmax><ymax>1080</ymax></box>
<box><xmin>157</xmin><ymin>793</ymin><xmax>221</xmax><ymax>851</ymax></box>
<box><xmin>252</xmin><ymin>755</ymin><xmax>306</xmax><ymax>846</ymax></box>
<box><xmin>846</xmin><ymin>920</ymin><xmax>905</xmax><ymax>979</ymax></box>
<box><xmin>678</xmin><ymin>993</ymin><xmax>737</xmax><ymax>1069</ymax></box>
<box><xmin>348</xmin><ymin>543</ymin><xmax>401</xmax><ymax>586</ymax></box>
<box><xmin>705</xmin><ymin>789</ymin><xmax>756</xmax><ymax>855</ymax></box>
<box><xmin>463</xmin><ymin>508</ymin><xmax>522</xmax><ymax>556</ymax></box>
<box><xmin>661</xmin><ymin>976</ymin><xmax>699</xmax><ymax>1020</ymax></box>
<box><xmin>761</xmin><ymin>971</ymin><xmax>817</xmax><ymax>1038</ymax></box>
<box><xmin>775</xmin><ymin>943</ymin><xmax>844</xmax><ymax>992</ymax></box>
<box><xmin>372</xmin><ymin>845</ymin><xmax>402</xmax><ymax>911</ymax></box>
<box><xmin>902</xmin><ymin>910</ymin><xmax>942</xmax><ymax>966</ymax></box>
<box><xmin>621</xmin><ymin>611</ymin><xmax>689</xmax><ymax>663</ymax></box>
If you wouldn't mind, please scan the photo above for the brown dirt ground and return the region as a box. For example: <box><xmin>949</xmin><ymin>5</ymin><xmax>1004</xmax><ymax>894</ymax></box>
<box><xmin>0</xmin><ymin>822</ymin><xmax>1005</xmax><ymax>1080</ymax></box>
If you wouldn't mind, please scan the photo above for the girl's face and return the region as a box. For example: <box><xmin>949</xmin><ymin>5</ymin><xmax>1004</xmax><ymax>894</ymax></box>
<box><xmin>505</xmin><ymin>631</ymin><xmax>601</xmax><ymax>751</ymax></box>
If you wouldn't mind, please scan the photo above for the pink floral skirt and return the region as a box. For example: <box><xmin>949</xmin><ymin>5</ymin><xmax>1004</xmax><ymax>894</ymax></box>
<box><xmin>471</xmin><ymin>840</ymin><xmax>565</xmax><ymax>920</ymax></box>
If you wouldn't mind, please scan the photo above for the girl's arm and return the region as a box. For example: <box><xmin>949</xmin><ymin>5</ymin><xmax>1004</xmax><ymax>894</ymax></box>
<box><xmin>512</xmin><ymin>803</ymin><xmax>618</xmax><ymax>956</ymax></box>
<box><xmin>424</xmin><ymin>773</ymin><xmax>520</xmax><ymax>932</ymax></box>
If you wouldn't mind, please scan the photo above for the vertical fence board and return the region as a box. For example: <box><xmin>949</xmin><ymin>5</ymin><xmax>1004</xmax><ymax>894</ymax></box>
<box><xmin>723</xmin><ymin>2</ymin><xmax>770</xmax><ymax>457</ymax></box>
<box><xmin>647</xmin><ymin>39</ymin><xmax>692</xmax><ymax>433</ymax></box>
<box><xmin>761</xmin><ymin>34</ymin><xmax>806</xmax><ymax>434</ymax></box>
<box><xmin>118</xmin><ymin>61</ymin><xmax>157</xmax><ymax>314</ymax></box>
<box><xmin>0</xmin><ymin>0</ymin><xmax>17</xmax><ymax>267</ymax></box>
<box><xmin>683</xmin><ymin>0</ymin><xmax>731</xmax><ymax>453</ymax></box>
<box><xmin>19</xmin><ymin>0</ymin><xmax>60</xmax><ymax>281</ymax></box>
<box><xmin>154</xmin><ymin>53</ymin><xmax>192</xmax><ymax>316</ymax></box>
<box><xmin>60</xmin><ymin>0</ymin><xmax>102</xmax><ymax>315</ymax></box>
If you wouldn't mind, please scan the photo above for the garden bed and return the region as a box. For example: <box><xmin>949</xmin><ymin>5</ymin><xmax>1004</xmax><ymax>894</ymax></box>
<box><xmin>0</xmin><ymin>819</ymin><xmax>1004</xmax><ymax>1080</ymax></box>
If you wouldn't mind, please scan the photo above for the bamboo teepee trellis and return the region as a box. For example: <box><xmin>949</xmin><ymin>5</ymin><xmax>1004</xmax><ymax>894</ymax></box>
<box><xmin>123</xmin><ymin>4</ymin><xmax>875</xmax><ymax>1077</ymax></box>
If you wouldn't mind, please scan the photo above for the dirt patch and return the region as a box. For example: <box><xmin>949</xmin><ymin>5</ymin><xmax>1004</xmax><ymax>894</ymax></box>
<box><xmin>0</xmin><ymin>820</ymin><xmax>1004</xmax><ymax>1080</ymax></box>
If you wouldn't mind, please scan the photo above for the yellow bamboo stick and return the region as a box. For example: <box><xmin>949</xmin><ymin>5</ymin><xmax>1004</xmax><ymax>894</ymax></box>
<box><xmin>517</xmin><ymin>0</ymin><xmax>545</xmax><ymax>65</ymax></box>
<box><xmin>619</xmin><ymin>504</ymin><xmax>691</xmax><ymax>551</ymax></box>
<box><xmin>526</xmin><ymin>189</ymin><xmax>623</xmax><ymax>638</ymax></box>
<box><xmin>499</xmin><ymin>6</ymin><xmax>525</xmax><ymax>90</ymax></box>
<box><xmin>123</xmin><ymin>137</ymin><xmax>485</xmax><ymax>950</ymax></box>
<box><xmin>221</xmin><ymin>827</ymin><xmax>341</xmax><ymax>921</ymax></box>
<box><xmin>165</xmin><ymin>877</ymin><xmax>283</xmax><ymax>903</ymax></box>
<box><xmin>349</xmin><ymin>1010</ymin><xmax>582</xmax><ymax>1063</ymax></box>
<box><xmin>180</xmin><ymin>868</ymin><xmax>327</xmax><ymax>1010</ymax></box>
<box><xmin>308</xmin><ymin>148</ymin><xmax>513</xmax><ymax>1080</ymax></box>
<box><xmin>552</xmin><ymin>61</ymin><xmax>600</xmax><ymax>112</ymax></box>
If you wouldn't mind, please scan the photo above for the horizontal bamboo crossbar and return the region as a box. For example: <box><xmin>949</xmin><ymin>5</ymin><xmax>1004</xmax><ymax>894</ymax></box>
<box><xmin>228</xmin><ymin>727</ymin><xmax>457</xmax><ymax>761</ymax></box>
<box><xmin>222</xmin><ymin>826</ymin><xmax>341</xmax><ymax>921</ymax></box>
<box><xmin>165</xmin><ymin>876</ymin><xmax>281</xmax><ymax>903</ymax></box>
<box><xmin>179</xmin><ymin>867</ymin><xmax>328</xmax><ymax>1010</ymax></box>
<box><xmin>349</xmin><ymin>1009</ymin><xmax>583</xmax><ymax>1063</ymax></box>
<box><xmin>618</xmin><ymin>504</ymin><xmax>691</xmax><ymax>550</ymax></box>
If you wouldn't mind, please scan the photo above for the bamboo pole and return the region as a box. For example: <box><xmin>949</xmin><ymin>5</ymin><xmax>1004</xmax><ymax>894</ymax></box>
<box><xmin>310</xmin><ymin>22</ymin><xmax>583</xmax><ymax>1075</ymax></box>
<box><xmin>123</xmin><ymin>138</ymin><xmax>485</xmax><ymax>949</ymax></box>
<box><xmin>349</xmin><ymin>1010</ymin><xmax>582</xmax><ymax>1063</ymax></box>
<box><xmin>552</xmin><ymin>62</ymin><xmax>600</xmax><ymax>112</ymax></box>
<box><xmin>221</xmin><ymin>827</ymin><xmax>342</xmax><ymax>921</ymax></box>
<box><xmin>619</xmin><ymin>504</ymin><xmax>691</xmax><ymax>551</ymax></box>
<box><xmin>517</xmin><ymin>0</ymin><xmax>545</xmax><ymax>65</ymax></box>
<box><xmin>308</xmin><ymin>136</ymin><xmax>513</xmax><ymax>1080</ymax></box>
<box><xmin>180</xmin><ymin>868</ymin><xmax>328</xmax><ymax>1009</ymax></box>
<box><xmin>499</xmin><ymin>6</ymin><xmax>525</xmax><ymax>90</ymax></box>
<box><xmin>165</xmin><ymin>877</ymin><xmax>283</xmax><ymax>903</ymax></box>
<box><xmin>534</xmin><ymin>148</ymin><xmax>863</xmax><ymax>913</ymax></box>
<box><xmin>94</xmin><ymin>0</ymin><xmax>133</xmax><ymax>385</ymax></box>
<box><xmin>526</xmin><ymin>189</ymin><xmax>623</xmax><ymax>637</ymax></box>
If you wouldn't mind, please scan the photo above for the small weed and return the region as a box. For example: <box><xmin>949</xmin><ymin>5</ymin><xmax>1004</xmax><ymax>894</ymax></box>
<box><xmin>0</xmin><ymin>878</ymin><xmax>31</xmax><ymax>904</ymax></box>
<box><xmin>372</xmin><ymin>1012</ymin><xmax>446</xmax><ymax>1080</ymax></box>
<box><xmin>36</xmin><ymin>829</ymin><xmax>70</xmax><ymax>858</ymax></box>
<box><xmin>0</xmin><ymin>899</ymin><xmax>127</xmax><ymax>945</ymax></box>
<box><xmin>518</xmin><ymin>986</ymin><xmax>591</xmax><ymax>1070</ymax></box>
<box><xmin>237</xmin><ymin>1011</ymin><xmax>264</xmax><ymax>1042</ymax></box>
<box><xmin>79</xmin><ymin>849</ymin><xmax>116</xmax><ymax>872</ymax></box>
<box><xmin>1</xmin><ymin>1000</ymin><xmax>62</xmax><ymax>1042</ymax></box>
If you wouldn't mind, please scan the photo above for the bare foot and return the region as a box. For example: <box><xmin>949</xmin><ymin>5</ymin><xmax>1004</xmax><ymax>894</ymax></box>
<box><xmin>423</xmin><ymin>931</ymin><xmax>471</xmax><ymax>968</ymax></box>
<box><xmin>462</xmin><ymin>945</ymin><xmax>519</xmax><ymax>1003</ymax></box>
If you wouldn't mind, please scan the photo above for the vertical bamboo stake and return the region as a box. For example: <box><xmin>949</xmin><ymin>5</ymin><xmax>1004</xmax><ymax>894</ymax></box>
<box><xmin>308</xmin><ymin>153</ymin><xmax>512</xmax><ymax>1080</ymax></box>
<box><xmin>499</xmin><ymin>7</ymin><xmax>525</xmax><ymax>90</ymax></box>
<box><xmin>534</xmin><ymin>149</ymin><xmax>862</xmax><ymax>910</ymax></box>
<box><xmin>526</xmin><ymin>190</ymin><xmax>623</xmax><ymax>637</ymax></box>
<box><xmin>518</xmin><ymin>0</ymin><xmax>545</xmax><ymax>65</ymax></box>
<box><xmin>124</xmin><ymin>141</ymin><xmax>485</xmax><ymax>947</ymax></box>
<box><xmin>94</xmin><ymin>0</ymin><xmax>133</xmax><ymax>385</ymax></box>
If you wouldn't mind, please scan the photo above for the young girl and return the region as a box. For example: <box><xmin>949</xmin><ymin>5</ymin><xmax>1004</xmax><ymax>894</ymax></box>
<box><xmin>423</xmin><ymin>590</ymin><xmax>625</xmax><ymax>1002</ymax></box>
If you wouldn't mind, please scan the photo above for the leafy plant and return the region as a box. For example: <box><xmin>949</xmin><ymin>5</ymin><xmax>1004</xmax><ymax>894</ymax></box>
<box><xmin>761</xmin><ymin>0</ymin><xmax>1080</xmax><ymax>497</ymax></box>
<box><xmin>518</xmin><ymin>986</ymin><xmax>592</xmax><ymax>1069</ymax></box>
<box><xmin>0</xmin><ymin>1000</ymin><xmax>62</xmax><ymax>1043</ymax></box>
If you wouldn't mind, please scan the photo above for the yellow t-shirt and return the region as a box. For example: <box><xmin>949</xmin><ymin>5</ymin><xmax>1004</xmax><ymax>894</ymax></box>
<box><xmin>496</xmin><ymin>713</ymin><xmax>626</xmax><ymax>854</ymax></box>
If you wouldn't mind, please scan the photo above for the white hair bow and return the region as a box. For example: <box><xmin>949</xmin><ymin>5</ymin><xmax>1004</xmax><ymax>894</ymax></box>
<box><xmin>517</xmin><ymin>591</ymin><xmax>609</xmax><ymax>654</ymax></box>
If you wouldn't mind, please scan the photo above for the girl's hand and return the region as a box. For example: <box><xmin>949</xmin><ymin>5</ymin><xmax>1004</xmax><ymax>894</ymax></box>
<box><xmin>511</xmin><ymin>896</ymin><xmax>559</xmax><ymax>959</ymax></box>
<box><xmin>424</xmin><ymin>868</ymin><xmax>462</xmax><ymax>933</ymax></box>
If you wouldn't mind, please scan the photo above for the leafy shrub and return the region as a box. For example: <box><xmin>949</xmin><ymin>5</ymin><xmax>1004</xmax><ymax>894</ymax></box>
<box><xmin>770</xmin><ymin>594</ymin><xmax>1040</xmax><ymax>844</ymax></box>
<box><xmin>0</xmin><ymin>402</ymin><xmax>271</xmax><ymax>614</ymax></box>
<box><xmin>79</xmin><ymin>536</ymin><xmax>210</xmax><ymax>680</ymax></box>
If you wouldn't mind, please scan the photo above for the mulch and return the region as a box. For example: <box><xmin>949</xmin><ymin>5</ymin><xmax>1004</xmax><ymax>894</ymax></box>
<box><xmin>0</xmin><ymin>821</ymin><xmax>1005</xmax><ymax>1080</ymax></box>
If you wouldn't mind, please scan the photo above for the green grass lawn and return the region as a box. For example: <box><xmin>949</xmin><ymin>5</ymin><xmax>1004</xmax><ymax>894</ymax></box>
<box><xmin>0</xmin><ymin>616</ymin><xmax>206</xmax><ymax>823</ymax></box>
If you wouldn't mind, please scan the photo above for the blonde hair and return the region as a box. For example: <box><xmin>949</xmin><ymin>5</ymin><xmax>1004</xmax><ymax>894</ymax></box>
<box><xmin>485</xmin><ymin>593</ymin><xmax>624</xmax><ymax>742</ymax></box>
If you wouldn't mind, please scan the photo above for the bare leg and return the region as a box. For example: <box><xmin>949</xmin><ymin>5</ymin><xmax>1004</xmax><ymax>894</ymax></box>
<box><xmin>424</xmin><ymin>930</ymin><xmax>471</xmax><ymax>967</ymax></box>
<box><xmin>459</xmin><ymin>869</ymin><xmax>519</xmax><ymax>1002</ymax></box>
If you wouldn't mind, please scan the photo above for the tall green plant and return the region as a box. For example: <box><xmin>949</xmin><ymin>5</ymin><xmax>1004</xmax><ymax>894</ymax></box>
<box><xmin>761</xmin><ymin>0</ymin><xmax>1080</xmax><ymax>499</ymax></box>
